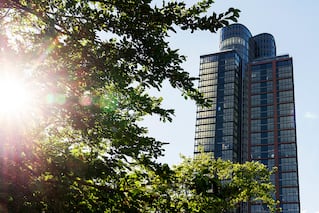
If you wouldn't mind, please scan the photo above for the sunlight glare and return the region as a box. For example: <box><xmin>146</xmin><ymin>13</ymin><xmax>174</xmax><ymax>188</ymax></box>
<box><xmin>0</xmin><ymin>76</ymin><xmax>32</xmax><ymax>116</ymax></box>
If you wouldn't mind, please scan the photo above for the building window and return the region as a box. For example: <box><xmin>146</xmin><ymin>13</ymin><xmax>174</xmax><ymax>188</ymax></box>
<box><xmin>279</xmin><ymin>143</ymin><xmax>296</xmax><ymax>157</ymax></box>
<box><xmin>280</xmin><ymin>172</ymin><xmax>298</xmax><ymax>187</ymax></box>
<box><xmin>280</xmin><ymin>187</ymin><xmax>299</xmax><ymax>202</ymax></box>
<box><xmin>281</xmin><ymin>203</ymin><xmax>299</xmax><ymax>213</ymax></box>
<box><xmin>279</xmin><ymin>157</ymin><xmax>297</xmax><ymax>172</ymax></box>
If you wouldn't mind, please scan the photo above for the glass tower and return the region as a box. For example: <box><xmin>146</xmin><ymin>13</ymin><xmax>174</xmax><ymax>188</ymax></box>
<box><xmin>194</xmin><ymin>24</ymin><xmax>300</xmax><ymax>213</ymax></box>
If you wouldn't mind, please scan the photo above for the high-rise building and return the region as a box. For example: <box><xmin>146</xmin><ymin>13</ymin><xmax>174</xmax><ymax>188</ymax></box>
<box><xmin>194</xmin><ymin>24</ymin><xmax>300</xmax><ymax>213</ymax></box>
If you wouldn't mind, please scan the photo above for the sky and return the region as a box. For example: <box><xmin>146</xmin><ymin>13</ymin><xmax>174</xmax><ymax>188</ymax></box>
<box><xmin>143</xmin><ymin>1</ymin><xmax>319</xmax><ymax>213</ymax></box>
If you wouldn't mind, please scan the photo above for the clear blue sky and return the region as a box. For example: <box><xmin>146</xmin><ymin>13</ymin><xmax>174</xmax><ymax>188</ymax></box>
<box><xmin>143</xmin><ymin>1</ymin><xmax>319</xmax><ymax>213</ymax></box>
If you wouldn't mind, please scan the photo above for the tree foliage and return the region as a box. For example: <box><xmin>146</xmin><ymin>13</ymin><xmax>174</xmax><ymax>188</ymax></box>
<box><xmin>0</xmin><ymin>0</ymin><xmax>277</xmax><ymax>212</ymax></box>
<box><xmin>110</xmin><ymin>154</ymin><xmax>278</xmax><ymax>212</ymax></box>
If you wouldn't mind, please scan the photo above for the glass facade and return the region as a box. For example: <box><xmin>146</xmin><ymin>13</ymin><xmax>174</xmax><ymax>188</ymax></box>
<box><xmin>220</xmin><ymin>23</ymin><xmax>252</xmax><ymax>65</ymax></box>
<box><xmin>195</xmin><ymin>50</ymin><xmax>242</xmax><ymax>162</ymax></box>
<box><xmin>219</xmin><ymin>23</ymin><xmax>252</xmax><ymax>163</ymax></box>
<box><xmin>252</xmin><ymin>33</ymin><xmax>276</xmax><ymax>59</ymax></box>
<box><xmin>195</xmin><ymin>24</ymin><xmax>300</xmax><ymax>213</ymax></box>
<box><xmin>248</xmin><ymin>57</ymin><xmax>300</xmax><ymax>212</ymax></box>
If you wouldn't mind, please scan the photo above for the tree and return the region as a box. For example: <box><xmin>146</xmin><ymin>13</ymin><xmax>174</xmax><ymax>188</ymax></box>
<box><xmin>0</xmin><ymin>0</ymin><xmax>276</xmax><ymax>212</ymax></box>
<box><xmin>120</xmin><ymin>154</ymin><xmax>277</xmax><ymax>212</ymax></box>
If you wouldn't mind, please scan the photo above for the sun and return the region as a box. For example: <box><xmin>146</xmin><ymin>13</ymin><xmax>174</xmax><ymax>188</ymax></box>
<box><xmin>0</xmin><ymin>75</ymin><xmax>33</xmax><ymax>119</ymax></box>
